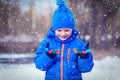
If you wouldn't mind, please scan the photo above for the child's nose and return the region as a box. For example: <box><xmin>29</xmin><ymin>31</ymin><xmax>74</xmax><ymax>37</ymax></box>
<box><xmin>61</xmin><ymin>31</ymin><xmax>66</xmax><ymax>36</ymax></box>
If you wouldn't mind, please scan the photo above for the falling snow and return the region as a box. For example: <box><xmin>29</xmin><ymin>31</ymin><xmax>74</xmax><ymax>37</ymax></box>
<box><xmin>0</xmin><ymin>0</ymin><xmax>120</xmax><ymax>80</ymax></box>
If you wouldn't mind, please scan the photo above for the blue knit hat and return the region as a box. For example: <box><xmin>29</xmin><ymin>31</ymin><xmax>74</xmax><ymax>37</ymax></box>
<box><xmin>51</xmin><ymin>0</ymin><xmax>76</xmax><ymax>30</ymax></box>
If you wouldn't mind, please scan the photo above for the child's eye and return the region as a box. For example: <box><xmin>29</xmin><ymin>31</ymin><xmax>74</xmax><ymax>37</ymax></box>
<box><xmin>57</xmin><ymin>30</ymin><xmax>62</xmax><ymax>32</ymax></box>
<box><xmin>65</xmin><ymin>30</ymin><xmax>70</xmax><ymax>32</ymax></box>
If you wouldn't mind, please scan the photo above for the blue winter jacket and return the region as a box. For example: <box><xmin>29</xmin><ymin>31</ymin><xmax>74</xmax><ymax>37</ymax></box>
<box><xmin>34</xmin><ymin>29</ymin><xmax>94</xmax><ymax>80</ymax></box>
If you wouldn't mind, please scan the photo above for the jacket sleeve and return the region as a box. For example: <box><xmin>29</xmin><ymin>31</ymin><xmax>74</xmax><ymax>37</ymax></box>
<box><xmin>34</xmin><ymin>39</ymin><xmax>54</xmax><ymax>71</ymax></box>
<box><xmin>78</xmin><ymin>42</ymin><xmax>94</xmax><ymax>73</ymax></box>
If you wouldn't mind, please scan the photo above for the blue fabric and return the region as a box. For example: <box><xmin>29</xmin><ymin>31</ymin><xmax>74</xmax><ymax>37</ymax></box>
<box><xmin>34</xmin><ymin>29</ymin><xmax>94</xmax><ymax>80</ymax></box>
<box><xmin>56</xmin><ymin>0</ymin><xmax>66</xmax><ymax>7</ymax></box>
<box><xmin>34</xmin><ymin>0</ymin><xmax>94</xmax><ymax>79</ymax></box>
<box><xmin>52</xmin><ymin>0</ymin><xmax>75</xmax><ymax>30</ymax></box>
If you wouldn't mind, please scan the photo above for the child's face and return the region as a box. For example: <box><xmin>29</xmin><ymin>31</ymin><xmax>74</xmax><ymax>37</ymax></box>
<box><xmin>55</xmin><ymin>28</ymin><xmax>72</xmax><ymax>40</ymax></box>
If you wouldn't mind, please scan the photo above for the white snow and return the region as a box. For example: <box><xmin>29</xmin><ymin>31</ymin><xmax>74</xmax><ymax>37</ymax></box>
<box><xmin>0</xmin><ymin>63</ymin><xmax>45</xmax><ymax>80</ymax></box>
<box><xmin>0</xmin><ymin>53</ymin><xmax>34</xmax><ymax>58</ymax></box>
<box><xmin>83</xmin><ymin>56</ymin><xmax>120</xmax><ymax>80</ymax></box>
<box><xmin>0</xmin><ymin>35</ymin><xmax>34</xmax><ymax>42</ymax></box>
<box><xmin>0</xmin><ymin>56</ymin><xmax>120</xmax><ymax>80</ymax></box>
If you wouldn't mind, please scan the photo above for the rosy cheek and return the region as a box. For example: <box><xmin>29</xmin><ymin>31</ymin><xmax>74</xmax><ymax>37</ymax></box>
<box><xmin>57</xmin><ymin>34</ymin><xmax>60</xmax><ymax>37</ymax></box>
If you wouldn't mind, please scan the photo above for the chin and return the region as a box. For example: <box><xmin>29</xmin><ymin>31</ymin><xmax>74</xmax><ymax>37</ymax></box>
<box><xmin>60</xmin><ymin>38</ymin><xmax>68</xmax><ymax>41</ymax></box>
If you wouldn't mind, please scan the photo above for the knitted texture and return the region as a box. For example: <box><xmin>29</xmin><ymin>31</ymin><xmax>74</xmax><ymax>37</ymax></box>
<box><xmin>52</xmin><ymin>0</ymin><xmax>75</xmax><ymax>30</ymax></box>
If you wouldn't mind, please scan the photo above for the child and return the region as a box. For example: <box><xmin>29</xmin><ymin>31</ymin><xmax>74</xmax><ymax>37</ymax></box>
<box><xmin>34</xmin><ymin>0</ymin><xmax>94</xmax><ymax>80</ymax></box>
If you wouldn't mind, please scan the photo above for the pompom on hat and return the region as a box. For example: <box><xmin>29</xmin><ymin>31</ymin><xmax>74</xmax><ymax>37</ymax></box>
<box><xmin>51</xmin><ymin>0</ymin><xmax>76</xmax><ymax>30</ymax></box>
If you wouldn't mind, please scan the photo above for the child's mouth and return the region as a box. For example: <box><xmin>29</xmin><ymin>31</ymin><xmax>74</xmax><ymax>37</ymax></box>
<box><xmin>60</xmin><ymin>36</ymin><xmax>68</xmax><ymax>39</ymax></box>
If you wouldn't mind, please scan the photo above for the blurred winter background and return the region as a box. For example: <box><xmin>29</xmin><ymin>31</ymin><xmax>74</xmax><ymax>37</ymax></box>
<box><xmin>0</xmin><ymin>0</ymin><xmax>120</xmax><ymax>80</ymax></box>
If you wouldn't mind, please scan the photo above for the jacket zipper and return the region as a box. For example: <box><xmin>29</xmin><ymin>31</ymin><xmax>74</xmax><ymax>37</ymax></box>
<box><xmin>60</xmin><ymin>44</ymin><xmax>65</xmax><ymax>80</ymax></box>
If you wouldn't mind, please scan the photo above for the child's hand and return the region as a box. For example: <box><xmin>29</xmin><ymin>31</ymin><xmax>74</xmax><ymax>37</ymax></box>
<box><xmin>78</xmin><ymin>52</ymin><xmax>88</xmax><ymax>59</ymax></box>
<box><xmin>45</xmin><ymin>42</ymin><xmax>60</xmax><ymax>59</ymax></box>
<box><xmin>73</xmin><ymin>43</ymin><xmax>91</xmax><ymax>59</ymax></box>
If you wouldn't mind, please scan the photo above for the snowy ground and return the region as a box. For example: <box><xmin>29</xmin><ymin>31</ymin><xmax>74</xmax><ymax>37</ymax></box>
<box><xmin>0</xmin><ymin>56</ymin><xmax>120</xmax><ymax>80</ymax></box>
